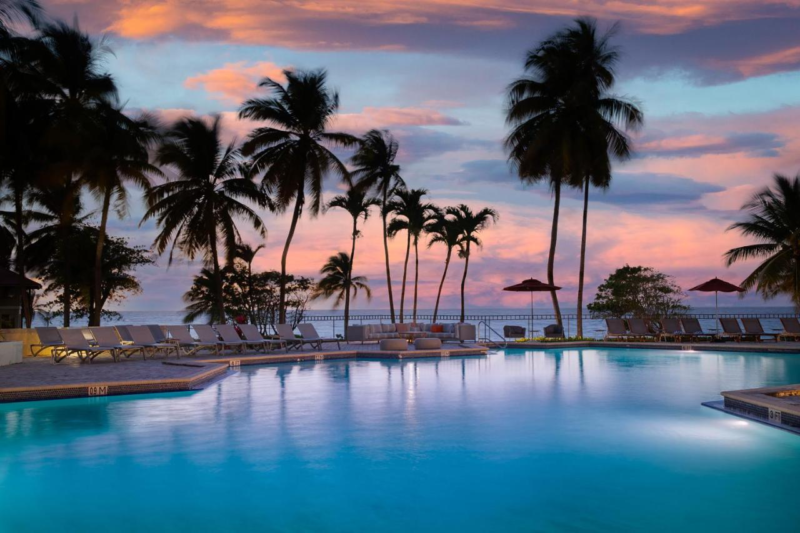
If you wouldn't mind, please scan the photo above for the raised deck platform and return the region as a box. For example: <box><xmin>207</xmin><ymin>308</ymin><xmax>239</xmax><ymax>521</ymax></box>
<box><xmin>703</xmin><ymin>384</ymin><xmax>800</xmax><ymax>434</ymax></box>
<box><xmin>0</xmin><ymin>343</ymin><xmax>488</xmax><ymax>404</ymax></box>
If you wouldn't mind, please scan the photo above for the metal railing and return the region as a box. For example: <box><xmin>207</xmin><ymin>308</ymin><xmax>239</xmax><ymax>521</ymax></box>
<box><xmin>478</xmin><ymin>320</ymin><xmax>508</xmax><ymax>349</ymax></box>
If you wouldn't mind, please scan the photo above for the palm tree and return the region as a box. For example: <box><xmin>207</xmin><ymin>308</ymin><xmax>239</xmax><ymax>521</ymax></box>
<box><xmin>82</xmin><ymin>106</ymin><xmax>161</xmax><ymax>325</ymax></box>
<box><xmin>141</xmin><ymin>115</ymin><xmax>269</xmax><ymax>322</ymax></box>
<box><xmin>238</xmin><ymin>68</ymin><xmax>358</xmax><ymax>324</ymax></box>
<box><xmin>425</xmin><ymin>211</ymin><xmax>462</xmax><ymax>323</ymax></box>
<box><xmin>449</xmin><ymin>204</ymin><xmax>498</xmax><ymax>323</ymax></box>
<box><xmin>232</xmin><ymin>242</ymin><xmax>265</xmax><ymax>324</ymax></box>
<box><xmin>326</xmin><ymin>182</ymin><xmax>379</xmax><ymax>339</ymax></box>
<box><xmin>725</xmin><ymin>174</ymin><xmax>800</xmax><ymax>308</ymax></box>
<box><xmin>313</xmin><ymin>252</ymin><xmax>371</xmax><ymax>314</ymax></box>
<box><xmin>350</xmin><ymin>129</ymin><xmax>404</xmax><ymax>323</ymax></box>
<box><xmin>387</xmin><ymin>188</ymin><xmax>438</xmax><ymax>323</ymax></box>
<box><xmin>0</xmin><ymin>0</ymin><xmax>41</xmax><ymax>36</ymax></box>
<box><xmin>547</xmin><ymin>19</ymin><xmax>644</xmax><ymax>337</ymax></box>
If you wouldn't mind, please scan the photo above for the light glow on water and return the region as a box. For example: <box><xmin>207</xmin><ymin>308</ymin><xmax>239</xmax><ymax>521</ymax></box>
<box><xmin>1</xmin><ymin>348</ymin><xmax>799</xmax><ymax>532</ymax></box>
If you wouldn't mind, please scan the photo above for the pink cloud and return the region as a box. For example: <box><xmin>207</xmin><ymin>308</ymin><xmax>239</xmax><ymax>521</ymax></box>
<box><xmin>712</xmin><ymin>45</ymin><xmax>800</xmax><ymax>77</ymax></box>
<box><xmin>184</xmin><ymin>61</ymin><xmax>287</xmax><ymax>104</ymax></box>
<box><xmin>332</xmin><ymin>107</ymin><xmax>464</xmax><ymax>130</ymax></box>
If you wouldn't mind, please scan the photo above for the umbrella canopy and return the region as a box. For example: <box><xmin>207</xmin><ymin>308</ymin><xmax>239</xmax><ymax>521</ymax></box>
<box><xmin>503</xmin><ymin>278</ymin><xmax>561</xmax><ymax>292</ymax></box>
<box><xmin>689</xmin><ymin>277</ymin><xmax>744</xmax><ymax>332</ymax></box>
<box><xmin>689</xmin><ymin>278</ymin><xmax>744</xmax><ymax>293</ymax></box>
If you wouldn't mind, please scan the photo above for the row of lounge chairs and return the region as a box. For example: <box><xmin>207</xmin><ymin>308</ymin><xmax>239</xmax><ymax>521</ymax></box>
<box><xmin>605</xmin><ymin>317</ymin><xmax>800</xmax><ymax>342</ymax></box>
<box><xmin>32</xmin><ymin>323</ymin><xmax>341</xmax><ymax>363</ymax></box>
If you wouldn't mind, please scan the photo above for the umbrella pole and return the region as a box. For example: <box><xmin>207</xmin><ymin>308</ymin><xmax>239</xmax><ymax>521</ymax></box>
<box><xmin>529</xmin><ymin>292</ymin><xmax>533</xmax><ymax>339</ymax></box>
<box><xmin>715</xmin><ymin>291</ymin><xmax>719</xmax><ymax>333</ymax></box>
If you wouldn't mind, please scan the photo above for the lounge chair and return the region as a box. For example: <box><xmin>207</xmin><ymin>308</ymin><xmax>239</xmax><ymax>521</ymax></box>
<box><xmin>163</xmin><ymin>325</ymin><xmax>219</xmax><ymax>357</ymax></box>
<box><xmin>275</xmin><ymin>324</ymin><xmax>319</xmax><ymax>351</ymax></box>
<box><xmin>237</xmin><ymin>323</ymin><xmax>286</xmax><ymax>353</ymax></box>
<box><xmin>779</xmin><ymin>318</ymin><xmax>800</xmax><ymax>341</ymax></box>
<box><xmin>193</xmin><ymin>324</ymin><xmax>242</xmax><ymax>354</ymax></box>
<box><xmin>627</xmin><ymin>318</ymin><xmax>656</xmax><ymax>341</ymax></box>
<box><xmin>31</xmin><ymin>327</ymin><xmax>64</xmax><ymax>357</ymax></box>
<box><xmin>215</xmin><ymin>324</ymin><xmax>267</xmax><ymax>353</ymax></box>
<box><xmin>658</xmin><ymin>318</ymin><xmax>685</xmax><ymax>342</ymax></box>
<box><xmin>52</xmin><ymin>328</ymin><xmax>119</xmax><ymax>363</ymax></box>
<box><xmin>741</xmin><ymin>318</ymin><xmax>779</xmax><ymax>342</ymax></box>
<box><xmin>680</xmin><ymin>318</ymin><xmax>715</xmax><ymax>342</ymax></box>
<box><xmin>297</xmin><ymin>323</ymin><xmax>341</xmax><ymax>350</ymax></box>
<box><xmin>719</xmin><ymin>318</ymin><xmax>747</xmax><ymax>342</ymax></box>
<box><xmin>127</xmin><ymin>325</ymin><xmax>180</xmax><ymax>359</ymax></box>
<box><xmin>90</xmin><ymin>327</ymin><xmax>146</xmax><ymax>360</ymax></box>
<box><xmin>147</xmin><ymin>324</ymin><xmax>169</xmax><ymax>343</ymax></box>
<box><xmin>115</xmin><ymin>325</ymin><xmax>135</xmax><ymax>344</ymax></box>
<box><xmin>543</xmin><ymin>324</ymin><xmax>564</xmax><ymax>339</ymax></box>
<box><xmin>604</xmin><ymin>319</ymin><xmax>631</xmax><ymax>341</ymax></box>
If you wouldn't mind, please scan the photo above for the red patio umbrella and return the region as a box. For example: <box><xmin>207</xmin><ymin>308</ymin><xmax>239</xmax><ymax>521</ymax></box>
<box><xmin>689</xmin><ymin>277</ymin><xmax>744</xmax><ymax>332</ymax></box>
<box><xmin>503</xmin><ymin>278</ymin><xmax>561</xmax><ymax>335</ymax></box>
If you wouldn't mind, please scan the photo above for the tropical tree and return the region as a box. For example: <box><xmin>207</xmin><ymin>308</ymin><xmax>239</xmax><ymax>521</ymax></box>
<box><xmin>238</xmin><ymin>68</ymin><xmax>358</xmax><ymax>324</ymax></box>
<box><xmin>725</xmin><ymin>173</ymin><xmax>800</xmax><ymax>307</ymax></box>
<box><xmin>141</xmin><ymin>115</ymin><xmax>269</xmax><ymax>321</ymax></box>
<box><xmin>587</xmin><ymin>265</ymin><xmax>688</xmax><ymax>318</ymax></box>
<box><xmin>387</xmin><ymin>188</ymin><xmax>438</xmax><ymax>323</ymax></box>
<box><xmin>0</xmin><ymin>0</ymin><xmax>40</xmax><ymax>36</ymax></box>
<box><xmin>425</xmin><ymin>211</ymin><xmax>462</xmax><ymax>322</ymax></box>
<box><xmin>449</xmin><ymin>204</ymin><xmax>498</xmax><ymax>323</ymax></box>
<box><xmin>326</xmin><ymin>181</ymin><xmax>379</xmax><ymax>339</ymax></box>
<box><xmin>82</xmin><ymin>105</ymin><xmax>161</xmax><ymax>325</ymax></box>
<box><xmin>350</xmin><ymin>129</ymin><xmax>404</xmax><ymax>323</ymax></box>
<box><xmin>313</xmin><ymin>252</ymin><xmax>371</xmax><ymax>317</ymax></box>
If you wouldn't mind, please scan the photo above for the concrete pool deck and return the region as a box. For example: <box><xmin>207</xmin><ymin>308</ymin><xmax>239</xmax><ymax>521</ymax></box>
<box><xmin>0</xmin><ymin>343</ymin><xmax>488</xmax><ymax>403</ymax></box>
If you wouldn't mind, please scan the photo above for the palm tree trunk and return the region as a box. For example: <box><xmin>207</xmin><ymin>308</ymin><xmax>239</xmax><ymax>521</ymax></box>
<box><xmin>89</xmin><ymin>187</ymin><xmax>112</xmax><ymax>326</ymax></box>
<box><xmin>576</xmin><ymin>179</ymin><xmax>590</xmax><ymax>338</ymax></box>
<box><xmin>433</xmin><ymin>248</ymin><xmax>451</xmax><ymax>323</ymax></box>
<box><xmin>399</xmin><ymin>231</ymin><xmax>411</xmax><ymax>323</ymax></box>
<box><xmin>412</xmin><ymin>238</ymin><xmax>419</xmax><ymax>324</ymax></box>
<box><xmin>13</xmin><ymin>189</ymin><xmax>32</xmax><ymax>328</ymax></box>
<box><xmin>382</xmin><ymin>189</ymin><xmax>396</xmax><ymax>323</ymax></box>
<box><xmin>460</xmin><ymin>243</ymin><xmax>470</xmax><ymax>323</ymax></box>
<box><xmin>208</xmin><ymin>228</ymin><xmax>225</xmax><ymax>323</ymax></box>
<box><xmin>345</xmin><ymin>217</ymin><xmax>358</xmax><ymax>341</ymax></box>
<box><xmin>547</xmin><ymin>180</ymin><xmax>563</xmax><ymax>327</ymax></box>
<box><xmin>280</xmin><ymin>192</ymin><xmax>304</xmax><ymax>324</ymax></box>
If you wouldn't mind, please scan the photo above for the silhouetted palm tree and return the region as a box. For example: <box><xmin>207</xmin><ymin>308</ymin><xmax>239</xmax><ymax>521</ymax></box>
<box><xmin>313</xmin><ymin>252</ymin><xmax>371</xmax><ymax>313</ymax></box>
<box><xmin>425</xmin><ymin>211</ymin><xmax>461</xmax><ymax>322</ymax></box>
<box><xmin>350</xmin><ymin>129</ymin><xmax>404</xmax><ymax>323</ymax></box>
<box><xmin>449</xmin><ymin>204</ymin><xmax>498</xmax><ymax>323</ymax></box>
<box><xmin>387</xmin><ymin>188</ymin><xmax>438</xmax><ymax>323</ymax></box>
<box><xmin>0</xmin><ymin>0</ymin><xmax>41</xmax><ymax>36</ymax></box>
<box><xmin>239</xmin><ymin>68</ymin><xmax>358</xmax><ymax>324</ymax></box>
<box><xmin>233</xmin><ymin>242</ymin><xmax>265</xmax><ymax>324</ymax></box>
<box><xmin>725</xmin><ymin>174</ymin><xmax>800</xmax><ymax>308</ymax></box>
<box><xmin>142</xmin><ymin>116</ymin><xmax>269</xmax><ymax>321</ymax></box>
<box><xmin>82</xmin><ymin>106</ymin><xmax>161</xmax><ymax>325</ymax></box>
<box><xmin>326</xmin><ymin>181</ymin><xmax>379</xmax><ymax>338</ymax></box>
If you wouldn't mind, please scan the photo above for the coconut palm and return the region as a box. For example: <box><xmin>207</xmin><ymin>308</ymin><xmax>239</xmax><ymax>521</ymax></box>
<box><xmin>141</xmin><ymin>116</ymin><xmax>269</xmax><ymax>322</ymax></box>
<box><xmin>350</xmin><ymin>129</ymin><xmax>404</xmax><ymax>323</ymax></box>
<box><xmin>387</xmin><ymin>188</ymin><xmax>438</xmax><ymax>323</ymax></box>
<box><xmin>326</xmin><ymin>181</ymin><xmax>379</xmax><ymax>339</ymax></box>
<box><xmin>543</xmin><ymin>19</ymin><xmax>644</xmax><ymax>337</ymax></box>
<box><xmin>82</xmin><ymin>106</ymin><xmax>161</xmax><ymax>325</ymax></box>
<box><xmin>0</xmin><ymin>0</ymin><xmax>41</xmax><ymax>36</ymax></box>
<box><xmin>425</xmin><ymin>211</ymin><xmax>462</xmax><ymax>323</ymax></box>
<box><xmin>449</xmin><ymin>204</ymin><xmax>498</xmax><ymax>323</ymax></box>
<box><xmin>238</xmin><ymin>68</ymin><xmax>358</xmax><ymax>324</ymax></box>
<box><xmin>313</xmin><ymin>252</ymin><xmax>371</xmax><ymax>312</ymax></box>
<box><xmin>725</xmin><ymin>174</ymin><xmax>800</xmax><ymax>308</ymax></box>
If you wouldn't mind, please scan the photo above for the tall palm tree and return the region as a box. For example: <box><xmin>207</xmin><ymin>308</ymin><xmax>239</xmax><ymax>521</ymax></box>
<box><xmin>725</xmin><ymin>174</ymin><xmax>800</xmax><ymax>308</ymax></box>
<box><xmin>313</xmin><ymin>252</ymin><xmax>371</xmax><ymax>313</ymax></box>
<box><xmin>326</xmin><ymin>181</ymin><xmax>379</xmax><ymax>339</ymax></box>
<box><xmin>549</xmin><ymin>19</ymin><xmax>644</xmax><ymax>337</ymax></box>
<box><xmin>239</xmin><ymin>68</ymin><xmax>358</xmax><ymax>324</ymax></box>
<box><xmin>350</xmin><ymin>129</ymin><xmax>404</xmax><ymax>323</ymax></box>
<box><xmin>82</xmin><ymin>106</ymin><xmax>161</xmax><ymax>325</ymax></box>
<box><xmin>387</xmin><ymin>188</ymin><xmax>438</xmax><ymax>323</ymax></box>
<box><xmin>449</xmin><ymin>204</ymin><xmax>498</xmax><ymax>323</ymax></box>
<box><xmin>425</xmin><ymin>211</ymin><xmax>462</xmax><ymax>323</ymax></box>
<box><xmin>0</xmin><ymin>0</ymin><xmax>41</xmax><ymax>36</ymax></box>
<box><xmin>141</xmin><ymin>116</ymin><xmax>269</xmax><ymax>322</ymax></box>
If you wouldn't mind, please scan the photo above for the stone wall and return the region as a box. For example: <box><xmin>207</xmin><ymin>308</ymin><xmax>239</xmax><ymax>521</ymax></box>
<box><xmin>0</xmin><ymin>329</ymin><xmax>47</xmax><ymax>358</ymax></box>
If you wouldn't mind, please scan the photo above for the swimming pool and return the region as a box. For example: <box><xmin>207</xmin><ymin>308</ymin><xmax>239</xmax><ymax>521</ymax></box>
<box><xmin>2</xmin><ymin>348</ymin><xmax>799</xmax><ymax>532</ymax></box>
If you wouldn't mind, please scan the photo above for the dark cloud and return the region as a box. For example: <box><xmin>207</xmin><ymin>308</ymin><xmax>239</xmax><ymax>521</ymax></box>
<box><xmin>575</xmin><ymin>172</ymin><xmax>724</xmax><ymax>206</ymax></box>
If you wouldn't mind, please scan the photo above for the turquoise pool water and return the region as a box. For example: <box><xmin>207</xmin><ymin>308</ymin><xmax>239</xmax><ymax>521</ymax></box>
<box><xmin>2</xmin><ymin>348</ymin><xmax>799</xmax><ymax>532</ymax></box>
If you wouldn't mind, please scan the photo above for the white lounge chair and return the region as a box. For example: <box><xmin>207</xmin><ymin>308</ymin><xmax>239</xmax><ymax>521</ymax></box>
<box><xmin>90</xmin><ymin>327</ymin><xmax>146</xmax><ymax>360</ymax></box>
<box><xmin>297</xmin><ymin>323</ymin><xmax>341</xmax><ymax>350</ymax></box>
<box><xmin>275</xmin><ymin>324</ymin><xmax>318</xmax><ymax>351</ymax></box>
<box><xmin>215</xmin><ymin>324</ymin><xmax>265</xmax><ymax>353</ymax></box>
<box><xmin>163</xmin><ymin>325</ymin><xmax>219</xmax><ymax>357</ymax></box>
<box><xmin>31</xmin><ymin>327</ymin><xmax>64</xmax><ymax>357</ymax></box>
<box><xmin>52</xmin><ymin>328</ymin><xmax>119</xmax><ymax>363</ymax></box>
<box><xmin>193</xmin><ymin>324</ymin><xmax>242</xmax><ymax>354</ymax></box>
<box><xmin>127</xmin><ymin>325</ymin><xmax>180</xmax><ymax>359</ymax></box>
<box><xmin>239</xmin><ymin>323</ymin><xmax>286</xmax><ymax>352</ymax></box>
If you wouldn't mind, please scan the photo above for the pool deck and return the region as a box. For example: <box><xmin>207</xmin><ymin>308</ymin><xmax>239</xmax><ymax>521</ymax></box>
<box><xmin>507</xmin><ymin>340</ymin><xmax>800</xmax><ymax>353</ymax></box>
<box><xmin>0</xmin><ymin>342</ymin><xmax>487</xmax><ymax>404</ymax></box>
<box><xmin>703</xmin><ymin>383</ymin><xmax>800</xmax><ymax>435</ymax></box>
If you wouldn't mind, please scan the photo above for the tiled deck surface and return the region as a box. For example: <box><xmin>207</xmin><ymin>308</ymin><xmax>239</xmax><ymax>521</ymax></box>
<box><xmin>0</xmin><ymin>342</ymin><xmax>488</xmax><ymax>403</ymax></box>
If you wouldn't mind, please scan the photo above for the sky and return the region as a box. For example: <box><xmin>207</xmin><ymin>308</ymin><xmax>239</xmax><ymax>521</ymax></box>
<box><xmin>39</xmin><ymin>0</ymin><xmax>800</xmax><ymax>312</ymax></box>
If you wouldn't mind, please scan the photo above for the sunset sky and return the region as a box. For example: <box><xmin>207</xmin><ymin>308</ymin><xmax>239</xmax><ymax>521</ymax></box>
<box><xmin>41</xmin><ymin>0</ymin><xmax>800</xmax><ymax>311</ymax></box>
